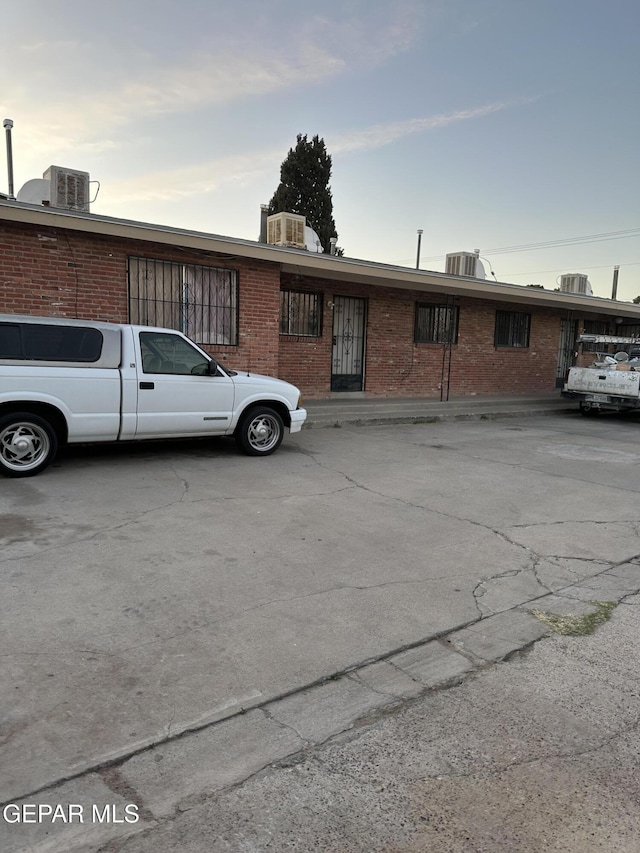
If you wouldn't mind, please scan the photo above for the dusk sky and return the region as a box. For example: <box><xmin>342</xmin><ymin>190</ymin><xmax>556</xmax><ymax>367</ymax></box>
<box><xmin>2</xmin><ymin>0</ymin><xmax>639</xmax><ymax>299</ymax></box>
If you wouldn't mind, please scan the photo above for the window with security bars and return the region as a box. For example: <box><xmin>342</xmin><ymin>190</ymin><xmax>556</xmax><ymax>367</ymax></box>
<box><xmin>414</xmin><ymin>304</ymin><xmax>459</xmax><ymax>344</ymax></box>
<box><xmin>494</xmin><ymin>310</ymin><xmax>531</xmax><ymax>348</ymax></box>
<box><xmin>128</xmin><ymin>257</ymin><xmax>238</xmax><ymax>345</ymax></box>
<box><xmin>280</xmin><ymin>290</ymin><xmax>322</xmax><ymax>337</ymax></box>
<box><xmin>617</xmin><ymin>324</ymin><xmax>640</xmax><ymax>337</ymax></box>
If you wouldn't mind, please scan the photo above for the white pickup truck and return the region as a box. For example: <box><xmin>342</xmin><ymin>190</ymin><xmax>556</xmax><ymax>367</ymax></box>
<box><xmin>562</xmin><ymin>334</ymin><xmax>640</xmax><ymax>416</ymax></box>
<box><xmin>0</xmin><ymin>314</ymin><xmax>307</xmax><ymax>477</ymax></box>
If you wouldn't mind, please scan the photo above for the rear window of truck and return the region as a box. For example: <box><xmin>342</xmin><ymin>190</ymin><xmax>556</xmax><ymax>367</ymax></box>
<box><xmin>0</xmin><ymin>323</ymin><xmax>103</xmax><ymax>362</ymax></box>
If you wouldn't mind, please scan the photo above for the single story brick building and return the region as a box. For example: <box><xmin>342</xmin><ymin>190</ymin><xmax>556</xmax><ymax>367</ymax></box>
<box><xmin>2</xmin><ymin>199</ymin><xmax>639</xmax><ymax>399</ymax></box>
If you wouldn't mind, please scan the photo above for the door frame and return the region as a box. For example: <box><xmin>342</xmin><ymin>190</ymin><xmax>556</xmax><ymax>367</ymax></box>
<box><xmin>330</xmin><ymin>295</ymin><xmax>367</xmax><ymax>392</ymax></box>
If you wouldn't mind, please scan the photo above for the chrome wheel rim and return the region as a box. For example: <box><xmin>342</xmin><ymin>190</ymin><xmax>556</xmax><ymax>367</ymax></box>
<box><xmin>0</xmin><ymin>422</ymin><xmax>51</xmax><ymax>472</ymax></box>
<box><xmin>246</xmin><ymin>414</ymin><xmax>280</xmax><ymax>452</ymax></box>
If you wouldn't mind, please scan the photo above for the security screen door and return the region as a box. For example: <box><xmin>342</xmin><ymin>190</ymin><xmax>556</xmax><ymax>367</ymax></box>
<box><xmin>331</xmin><ymin>296</ymin><xmax>366</xmax><ymax>392</ymax></box>
<box><xmin>556</xmin><ymin>319</ymin><xmax>577</xmax><ymax>387</ymax></box>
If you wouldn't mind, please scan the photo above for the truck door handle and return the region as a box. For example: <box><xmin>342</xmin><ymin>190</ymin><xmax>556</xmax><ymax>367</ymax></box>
<box><xmin>139</xmin><ymin>381</ymin><xmax>155</xmax><ymax>389</ymax></box>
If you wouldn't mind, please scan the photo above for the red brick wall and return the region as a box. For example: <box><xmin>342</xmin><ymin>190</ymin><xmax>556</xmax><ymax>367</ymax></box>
<box><xmin>0</xmin><ymin>219</ymin><xmax>591</xmax><ymax>399</ymax></box>
<box><xmin>278</xmin><ymin>274</ymin><xmax>562</xmax><ymax>398</ymax></box>
<box><xmin>0</xmin><ymin>220</ymin><xmax>280</xmax><ymax>376</ymax></box>
<box><xmin>450</xmin><ymin>299</ymin><xmax>559</xmax><ymax>395</ymax></box>
<box><xmin>0</xmin><ymin>221</ymin><xmax>128</xmax><ymax>319</ymax></box>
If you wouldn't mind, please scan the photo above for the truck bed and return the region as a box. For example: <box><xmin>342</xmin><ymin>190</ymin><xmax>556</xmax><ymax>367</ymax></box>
<box><xmin>565</xmin><ymin>367</ymin><xmax>640</xmax><ymax>399</ymax></box>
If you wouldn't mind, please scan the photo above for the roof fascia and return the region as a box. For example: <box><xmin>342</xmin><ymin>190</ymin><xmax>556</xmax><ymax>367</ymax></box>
<box><xmin>2</xmin><ymin>201</ymin><xmax>639</xmax><ymax>320</ymax></box>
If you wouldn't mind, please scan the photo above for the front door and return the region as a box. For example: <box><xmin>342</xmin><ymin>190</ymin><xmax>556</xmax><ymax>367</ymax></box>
<box><xmin>331</xmin><ymin>296</ymin><xmax>366</xmax><ymax>392</ymax></box>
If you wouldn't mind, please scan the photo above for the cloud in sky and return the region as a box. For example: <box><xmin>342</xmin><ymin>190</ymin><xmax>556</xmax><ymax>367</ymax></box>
<box><xmin>103</xmin><ymin>149</ymin><xmax>278</xmax><ymax>204</ymax></box>
<box><xmin>101</xmin><ymin>100</ymin><xmax>522</xmax><ymax>206</ymax></box>
<box><xmin>329</xmin><ymin>102</ymin><xmax>516</xmax><ymax>155</ymax></box>
<box><xmin>2</xmin><ymin>0</ymin><xmax>636</xmax><ymax>298</ymax></box>
<box><xmin>1</xmin><ymin>2</ymin><xmax>424</xmax><ymax>164</ymax></box>
<box><xmin>3</xmin><ymin>45</ymin><xmax>345</xmax><ymax>163</ymax></box>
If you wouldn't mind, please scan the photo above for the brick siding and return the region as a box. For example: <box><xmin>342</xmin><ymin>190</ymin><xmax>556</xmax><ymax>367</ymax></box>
<box><xmin>0</xmin><ymin>220</ymin><xmax>280</xmax><ymax>376</ymax></box>
<box><xmin>278</xmin><ymin>273</ymin><xmax>561</xmax><ymax>398</ymax></box>
<box><xmin>0</xmin><ymin>219</ymin><xmax>611</xmax><ymax>399</ymax></box>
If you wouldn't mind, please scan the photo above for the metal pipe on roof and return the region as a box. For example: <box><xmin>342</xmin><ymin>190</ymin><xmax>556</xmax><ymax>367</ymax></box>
<box><xmin>3</xmin><ymin>118</ymin><xmax>14</xmax><ymax>199</ymax></box>
<box><xmin>259</xmin><ymin>204</ymin><xmax>269</xmax><ymax>243</ymax></box>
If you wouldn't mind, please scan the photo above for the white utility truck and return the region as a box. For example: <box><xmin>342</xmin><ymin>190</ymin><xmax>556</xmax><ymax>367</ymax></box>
<box><xmin>562</xmin><ymin>334</ymin><xmax>640</xmax><ymax>416</ymax></box>
<box><xmin>0</xmin><ymin>314</ymin><xmax>307</xmax><ymax>477</ymax></box>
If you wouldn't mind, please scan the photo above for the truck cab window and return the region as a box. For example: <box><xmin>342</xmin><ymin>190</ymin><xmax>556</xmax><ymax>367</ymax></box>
<box><xmin>140</xmin><ymin>331</ymin><xmax>212</xmax><ymax>375</ymax></box>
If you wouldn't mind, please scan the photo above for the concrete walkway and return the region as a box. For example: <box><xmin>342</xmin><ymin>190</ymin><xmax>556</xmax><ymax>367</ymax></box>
<box><xmin>304</xmin><ymin>392</ymin><xmax>574</xmax><ymax>427</ymax></box>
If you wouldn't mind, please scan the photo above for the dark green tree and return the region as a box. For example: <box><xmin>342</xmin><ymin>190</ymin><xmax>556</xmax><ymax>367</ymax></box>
<box><xmin>633</xmin><ymin>295</ymin><xmax>640</xmax><ymax>304</ymax></box>
<box><xmin>269</xmin><ymin>134</ymin><xmax>338</xmax><ymax>253</ymax></box>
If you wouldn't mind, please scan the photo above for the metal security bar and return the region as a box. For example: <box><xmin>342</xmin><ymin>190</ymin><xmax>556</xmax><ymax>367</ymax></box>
<box><xmin>280</xmin><ymin>290</ymin><xmax>322</xmax><ymax>336</ymax></box>
<box><xmin>128</xmin><ymin>257</ymin><xmax>238</xmax><ymax>345</ymax></box>
<box><xmin>414</xmin><ymin>304</ymin><xmax>459</xmax><ymax>344</ymax></box>
<box><xmin>494</xmin><ymin>310</ymin><xmax>531</xmax><ymax>348</ymax></box>
<box><xmin>331</xmin><ymin>296</ymin><xmax>366</xmax><ymax>391</ymax></box>
<box><xmin>556</xmin><ymin>319</ymin><xmax>577</xmax><ymax>386</ymax></box>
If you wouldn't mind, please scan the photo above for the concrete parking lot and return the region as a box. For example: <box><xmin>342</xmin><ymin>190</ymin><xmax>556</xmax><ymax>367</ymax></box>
<box><xmin>2</xmin><ymin>411</ymin><xmax>640</xmax><ymax>849</ymax></box>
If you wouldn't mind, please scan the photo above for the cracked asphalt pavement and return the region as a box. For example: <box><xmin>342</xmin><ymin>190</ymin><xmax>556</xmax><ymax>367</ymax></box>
<box><xmin>2</xmin><ymin>412</ymin><xmax>640</xmax><ymax>851</ymax></box>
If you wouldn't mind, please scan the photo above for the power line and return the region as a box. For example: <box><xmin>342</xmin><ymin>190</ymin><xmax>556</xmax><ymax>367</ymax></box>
<box><xmin>393</xmin><ymin>227</ymin><xmax>640</xmax><ymax>265</ymax></box>
<box><xmin>503</xmin><ymin>261</ymin><xmax>640</xmax><ymax>277</ymax></box>
<box><xmin>482</xmin><ymin>229</ymin><xmax>640</xmax><ymax>258</ymax></box>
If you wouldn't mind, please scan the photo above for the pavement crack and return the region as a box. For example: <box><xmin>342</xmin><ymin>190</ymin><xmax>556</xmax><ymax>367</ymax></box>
<box><xmin>435</xmin><ymin>715</ymin><xmax>640</xmax><ymax>782</ymax></box>
<box><xmin>386</xmin><ymin>658</ymin><xmax>425</xmax><ymax>684</ymax></box>
<box><xmin>346</xmin><ymin>671</ymin><xmax>402</xmax><ymax>701</ymax></box>
<box><xmin>0</xmin><ymin>496</ymin><xmax>190</xmax><ymax>566</ymax></box>
<box><xmin>167</xmin><ymin>463</ymin><xmax>190</xmax><ymax>501</ymax></box>
<box><xmin>471</xmin><ymin>578</ymin><xmax>486</xmax><ymax>617</ymax></box>
<box><xmin>295</xmin><ymin>458</ymin><xmax>552</xmax><ymax>572</ymax></box>
<box><xmin>531</xmin><ymin>556</ymin><xmax>553</xmax><ymax>594</ymax></box>
<box><xmin>164</xmin><ymin>706</ymin><xmax>177</xmax><ymax>742</ymax></box>
<box><xmin>261</xmin><ymin>708</ymin><xmax>307</xmax><ymax>744</ymax></box>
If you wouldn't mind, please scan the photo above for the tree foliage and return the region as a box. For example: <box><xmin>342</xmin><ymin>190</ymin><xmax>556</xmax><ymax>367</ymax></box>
<box><xmin>268</xmin><ymin>134</ymin><xmax>338</xmax><ymax>253</ymax></box>
<box><xmin>633</xmin><ymin>295</ymin><xmax>640</xmax><ymax>304</ymax></box>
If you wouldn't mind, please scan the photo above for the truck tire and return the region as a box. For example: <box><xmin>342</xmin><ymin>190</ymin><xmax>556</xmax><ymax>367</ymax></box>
<box><xmin>235</xmin><ymin>406</ymin><xmax>284</xmax><ymax>456</ymax></box>
<box><xmin>0</xmin><ymin>413</ymin><xmax>58</xmax><ymax>477</ymax></box>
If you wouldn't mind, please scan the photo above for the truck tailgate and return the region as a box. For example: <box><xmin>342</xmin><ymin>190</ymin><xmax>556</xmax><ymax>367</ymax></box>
<box><xmin>566</xmin><ymin>367</ymin><xmax>640</xmax><ymax>398</ymax></box>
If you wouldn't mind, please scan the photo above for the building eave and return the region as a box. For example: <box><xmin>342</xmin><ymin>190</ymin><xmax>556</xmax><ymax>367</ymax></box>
<box><xmin>2</xmin><ymin>200</ymin><xmax>638</xmax><ymax>320</ymax></box>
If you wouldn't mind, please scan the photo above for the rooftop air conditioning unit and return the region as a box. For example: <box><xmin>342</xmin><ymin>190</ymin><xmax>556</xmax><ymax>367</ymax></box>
<box><xmin>445</xmin><ymin>252</ymin><xmax>480</xmax><ymax>277</ymax></box>
<box><xmin>560</xmin><ymin>274</ymin><xmax>590</xmax><ymax>295</ymax></box>
<box><xmin>267</xmin><ymin>212</ymin><xmax>306</xmax><ymax>249</ymax></box>
<box><xmin>43</xmin><ymin>165</ymin><xmax>90</xmax><ymax>212</ymax></box>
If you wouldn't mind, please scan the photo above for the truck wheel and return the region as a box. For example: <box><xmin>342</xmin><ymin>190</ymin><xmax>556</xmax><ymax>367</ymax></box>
<box><xmin>235</xmin><ymin>407</ymin><xmax>284</xmax><ymax>456</ymax></box>
<box><xmin>0</xmin><ymin>413</ymin><xmax>58</xmax><ymax>477</ymax></box>
<box><xmin>579</xmin><ymin>403</ymin><xmax>600</xmax><ymax>417</ymax></box>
